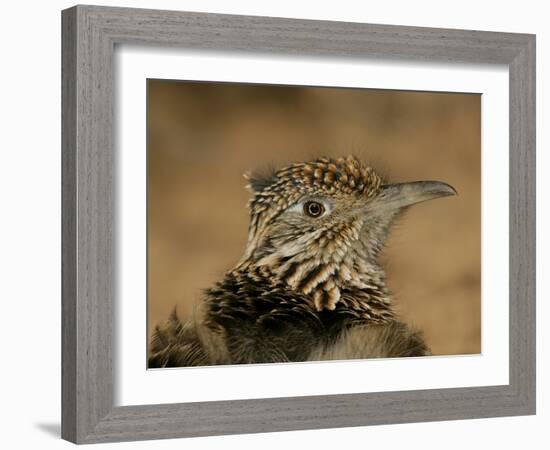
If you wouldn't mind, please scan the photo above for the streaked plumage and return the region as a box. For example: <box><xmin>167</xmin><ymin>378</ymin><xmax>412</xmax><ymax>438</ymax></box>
<box><xmin>149</xmin><ymin>155</ymin><xmax>455</xmax><ymax>367</ymax></box>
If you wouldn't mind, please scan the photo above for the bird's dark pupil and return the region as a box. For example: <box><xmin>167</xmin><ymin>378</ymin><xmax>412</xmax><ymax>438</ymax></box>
<box><xmin>305</xmin><ymin>201</ymin><xmax>323</xmax><ymax>217</ymax></box>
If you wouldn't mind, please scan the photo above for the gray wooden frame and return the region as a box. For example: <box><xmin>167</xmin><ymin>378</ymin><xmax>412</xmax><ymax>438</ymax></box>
<box><xmin>61</xmin><ymin>4</ymin><xmax>536</xmax><ymax>444</ymax></box>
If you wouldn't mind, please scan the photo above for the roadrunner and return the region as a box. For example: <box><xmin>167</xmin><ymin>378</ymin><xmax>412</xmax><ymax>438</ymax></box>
<box><xmin>149</xmin><ymin>155</ymin><xmax>456</xmax><ymax>367</ymax></box>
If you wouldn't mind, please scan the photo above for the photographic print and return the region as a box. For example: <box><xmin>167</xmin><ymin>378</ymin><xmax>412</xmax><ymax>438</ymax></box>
<box><xmin>61</xmin><ymin>8</ymin><xmax>535</xmax><ymax>441</ymax></box>
<box><xmin>147</xmin><ymin>80</ymin><xmax>481</xmax><ymax>368</ymax></box>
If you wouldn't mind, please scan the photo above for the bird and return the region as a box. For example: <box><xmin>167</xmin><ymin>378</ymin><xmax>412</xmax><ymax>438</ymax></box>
<box><xmin>148</xmin><ymin>155</ymin><xmax>456</xmax><ymax>367</ymax></box>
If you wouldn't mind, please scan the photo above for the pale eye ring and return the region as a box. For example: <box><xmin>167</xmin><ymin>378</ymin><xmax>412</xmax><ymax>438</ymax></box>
<box><xmin>303</xmin><ymin>200</ymin><xmax>325</xmax><ymax>218</ymax></box>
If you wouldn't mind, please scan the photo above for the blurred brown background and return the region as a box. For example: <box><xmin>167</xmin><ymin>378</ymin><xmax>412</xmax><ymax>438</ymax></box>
<box><xmin>147</xmin><ymin>79</ymin><xmax>481</xmax><ymax>356</ymax></box>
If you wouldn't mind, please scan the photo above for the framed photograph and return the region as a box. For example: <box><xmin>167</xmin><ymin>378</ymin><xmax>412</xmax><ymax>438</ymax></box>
<box><xmin>61</xmin><ymin>5</ymin><xmax>535</xmax><ymax>444</ymax></box>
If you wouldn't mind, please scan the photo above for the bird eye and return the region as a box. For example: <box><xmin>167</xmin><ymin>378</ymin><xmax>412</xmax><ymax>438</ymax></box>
<box><xmin>303</xmin><ymin>201</ymin><xmax>325</xmax><ymax>218</ymax></box>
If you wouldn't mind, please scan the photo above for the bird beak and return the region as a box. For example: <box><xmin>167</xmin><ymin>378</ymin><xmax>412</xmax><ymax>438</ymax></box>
<box><xmin>376</xmin><ymin>180</ymin><xmax>457</xmax><ymax>211</ymax></box>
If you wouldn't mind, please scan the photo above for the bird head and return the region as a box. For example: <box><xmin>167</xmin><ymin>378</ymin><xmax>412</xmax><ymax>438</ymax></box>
<box><xmin>238</xmin><ymin>155</ymin><xmax>456</xmax><ymax>311</ymax></box>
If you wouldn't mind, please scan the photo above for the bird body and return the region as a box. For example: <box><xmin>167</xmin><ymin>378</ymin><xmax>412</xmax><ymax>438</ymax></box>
<box><xmin>149</xmin><ymin>156</ymin><xmax>455</xmax><ymax>368</ymax></box>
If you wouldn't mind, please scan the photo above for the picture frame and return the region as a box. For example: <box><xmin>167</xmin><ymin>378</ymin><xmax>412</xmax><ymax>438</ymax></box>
<box><xmin>61</xmin><ymin>4</ymin><xmax>536</xmax><ymax>444</ymax></box>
